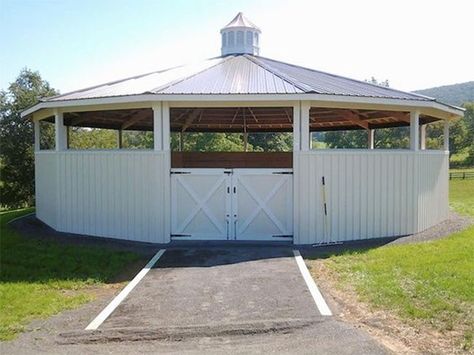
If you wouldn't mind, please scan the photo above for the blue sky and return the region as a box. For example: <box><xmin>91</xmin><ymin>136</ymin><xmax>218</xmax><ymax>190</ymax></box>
<box><xmin>1</xmin><ymin>0</ymin><xmax>473</xmax><ymax>93</ymax></box>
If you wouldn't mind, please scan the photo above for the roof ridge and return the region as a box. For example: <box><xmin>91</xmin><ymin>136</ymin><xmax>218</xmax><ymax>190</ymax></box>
<box><xmin>253</xmin><ymin>55</ymin><xmax>434</xmax><ymax>101</ymax></box>
<box><xmin>150</xmin><ymin>55</ymin><xmax>235</xmax><ymax>94</ymax></box>
<box><xmin>244</xmin><ymin>55</ymin><xmax>313</xmax><ymax>93</ymax></box>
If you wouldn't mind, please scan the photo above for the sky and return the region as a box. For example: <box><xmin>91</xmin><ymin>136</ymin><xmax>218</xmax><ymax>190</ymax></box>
<box><xmin>1</xmin><ymin>0</ymin><xmax>473</xmax><ymax>94</ymax></box>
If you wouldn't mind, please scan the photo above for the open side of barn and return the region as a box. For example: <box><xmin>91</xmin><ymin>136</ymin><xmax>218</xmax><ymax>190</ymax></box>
<box><xmin>23</xmin><ymin>14</ymin><xmax>463</xmax><ymax>246</ymax></box>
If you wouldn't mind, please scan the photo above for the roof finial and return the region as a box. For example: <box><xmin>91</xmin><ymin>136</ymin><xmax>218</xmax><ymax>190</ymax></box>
<box><xmin>220</xmin><ymin>13</ymin><xmax>261</xmax><ymax>56</ymax></box>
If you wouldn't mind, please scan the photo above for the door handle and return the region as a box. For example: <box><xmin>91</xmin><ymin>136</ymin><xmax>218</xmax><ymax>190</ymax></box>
<box><xmin>226</xmin><ymin>219</ymin><xmax>230</xmax><ymax>240</ymax></box>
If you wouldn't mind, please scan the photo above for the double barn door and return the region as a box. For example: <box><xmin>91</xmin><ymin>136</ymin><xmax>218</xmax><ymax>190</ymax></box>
<box><xmin>171</xmin><ymin>169</ymin><xmax>293</xmax><ymax>241</ymax></box>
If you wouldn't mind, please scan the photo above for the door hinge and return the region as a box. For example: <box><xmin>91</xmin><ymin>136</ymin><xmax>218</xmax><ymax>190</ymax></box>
<box><xmin>171</xmin><ymin>234</ymin><xmax>192</xmax><ymax>238</ymax></box>
<box><xmin>272</xmin><ymin>234</ymin><xmax>293</xmax><ymax>238</ymax></box>
<box><xmin>171</xmin><ymin>171</ymin><xmax>191</xmax><ymax>175</ymax></box>
<box><xmin>272</xmin><ymin>171</ymin><xmax>293</xmax><ymax>175</ymax></box>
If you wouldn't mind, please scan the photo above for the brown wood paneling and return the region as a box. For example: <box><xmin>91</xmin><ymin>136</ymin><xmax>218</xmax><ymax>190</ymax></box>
<box><xmin>171</xmin><ymin>152</ymin><xmax>293</xmax><ymax>168</ymax></box>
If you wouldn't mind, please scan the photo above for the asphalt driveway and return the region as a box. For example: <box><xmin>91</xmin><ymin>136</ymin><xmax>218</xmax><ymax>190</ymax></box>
<box><xmin>56</xmin><ymin>247</ymin><xmax>389</xmax><ymax>354</ymax></box>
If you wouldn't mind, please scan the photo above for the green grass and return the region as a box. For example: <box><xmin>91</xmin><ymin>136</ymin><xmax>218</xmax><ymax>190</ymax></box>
<box><xmin>311</xmin><ymin>179</ymin><xmax>474</xmax><ymax>350</ymax></box>
<box><xmin>450</xmin><ymin>179</ymin><xmax>474</xmax><ymax>216</ymax></box>
<box><xmin>0</xmin><ymin>209</ymin><xmax>140</xmax><ymax>341</ymax></box>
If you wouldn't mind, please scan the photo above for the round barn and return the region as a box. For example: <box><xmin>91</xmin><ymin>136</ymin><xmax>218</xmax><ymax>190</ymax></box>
<box><xmin>22</xmin><ymin>13</ymin><xmax>464</xmax><ymax>245</ymax></box>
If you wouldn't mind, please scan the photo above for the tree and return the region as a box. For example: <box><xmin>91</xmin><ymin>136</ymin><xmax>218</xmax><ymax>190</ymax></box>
<box><xmin>0</xmin><ymin>68</ymin><xmax>58</xmax><ymax>208</ymax></box>
<box><xmin>462</xmin><ymin>103</ymin><xmax>474</xmax><ymax>165</ymax></box>
<box><xmin>322</xmin><ymin>130</ymin><xmax>368</xmax><ymax>149</ymax></box>
<box><xmin>248</xmin><ymin>133</ymin><xmax>292</xmax><ymax>152</ymax></box>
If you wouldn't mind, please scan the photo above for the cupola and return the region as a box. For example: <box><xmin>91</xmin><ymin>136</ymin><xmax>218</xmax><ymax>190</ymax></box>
<box><xmin>220</xmin><ymin>12</ymin><xmax>261</xmax><ymax>56</ymax></box>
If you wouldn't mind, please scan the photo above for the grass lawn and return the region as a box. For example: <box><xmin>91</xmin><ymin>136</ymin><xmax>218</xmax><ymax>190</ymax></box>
<box><xmin>0</xmin><ymin>209</ymin><xmax>140</xmax><ymax>341</ymax></box>
<box><xmin>308</xmin><ymin>179</ymin><xmax>474</xmax><ymax>351</ymax></box>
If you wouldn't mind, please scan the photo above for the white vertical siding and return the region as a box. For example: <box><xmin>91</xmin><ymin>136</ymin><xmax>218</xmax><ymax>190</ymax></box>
<box><xmin>35</xmin><ymin>151</ymin><xmax>170</xmax><ymax>243</ymax></box>
<box><xmin>294</xmin><ymin>150</ymin><xmax>449</xmax><ymax>244</ymax></box>
<box><xmin>35</xmin><ymin>152</ymin><xmax>58</xmax><ymax>228</ymax></box>
<box><xmin>416</xmin><ymin>152</ymin><xmax>449</xmax><ymax>231</ymax></box>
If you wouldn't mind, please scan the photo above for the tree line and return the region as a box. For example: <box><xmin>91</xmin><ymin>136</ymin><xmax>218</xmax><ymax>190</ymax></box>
<box><xmin>1</xmin><ymin>69</ymin><xmax>473</xmax><ymax>208</ymax></box>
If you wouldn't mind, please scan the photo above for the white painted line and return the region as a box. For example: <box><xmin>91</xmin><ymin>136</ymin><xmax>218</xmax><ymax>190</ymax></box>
<box><xmin>85</xmin><ymin>249</ymin><xmax>166</xmax><ymax>330</ymax></box>
<box><xmin>6</xmin><ymin>212</ymin><xmax>36</xmax><ymax>225</ymax></box>
<box><xmin>293</xmin><ymin>249</ymin><xmax>332</xmax><ymax>316</ymax></box>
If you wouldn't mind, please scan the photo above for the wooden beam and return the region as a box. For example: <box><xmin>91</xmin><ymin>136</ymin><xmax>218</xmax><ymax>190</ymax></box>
<box><xmin>247</xmin><ymin>107</ymin><xmax>259</xmax><ymax>123</ymax></box>
<box><xmin>70</xmin><ymin>116</ymin><xmax>89</xmax><ymax>126</ymax></box>
<box><xmin>181</xmin><ymin>109</ymin><xmax>202</xmax><ymax>132</ymax></box>
<box><xmin>341</xmin><ymin>111</ymin><xmax>369</xmax><ymax>129</ymax></box>
<box><xmin>121</xmin><ymin>110</ymin><xmax>149</xmax><ymax>130</ymax></box>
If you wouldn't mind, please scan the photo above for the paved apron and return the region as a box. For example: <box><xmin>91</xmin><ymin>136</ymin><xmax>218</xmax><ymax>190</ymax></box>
<box><xmin>101</xmin><ymin>247</ymin><xmax>320</xmax><ymax>329</ymax></box>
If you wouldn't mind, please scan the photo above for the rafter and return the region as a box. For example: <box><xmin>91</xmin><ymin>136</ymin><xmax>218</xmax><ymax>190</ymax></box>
<box><xmin>121</xmin><ymin>110</ymin><xmax>149</xmax><ymax>130</ymax></box>
<box><xmin>340</xmin><ymin>111</ymin><xmax>369</xmax><ymax>129</ymax></box>
<box><xmin>181</xmin><ymin>109</ymin><xmax>202</xmax><ymax>132</ymax></box>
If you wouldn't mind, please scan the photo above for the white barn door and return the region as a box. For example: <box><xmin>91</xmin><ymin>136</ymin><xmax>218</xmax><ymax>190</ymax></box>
<box><xmin>171</xmin><ymin>168</ymin><xmax>293</xmax><ymax>241</ymax></box>
<box><xmin>231</xmin><ymin>169</ymin><xmax>293</xmax><ymax>241</ymax></box>
<box><xmin>171</xmin><ymin>169</ymin><xmax>231</xmax><ymax>240</ymax></box>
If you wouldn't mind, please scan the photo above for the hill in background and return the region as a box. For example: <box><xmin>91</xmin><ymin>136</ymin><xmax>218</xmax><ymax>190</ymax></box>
<box><xmin>414</xmin><ymin>81</ymin><xmax>474</xmax><ymax>107</ymax></box>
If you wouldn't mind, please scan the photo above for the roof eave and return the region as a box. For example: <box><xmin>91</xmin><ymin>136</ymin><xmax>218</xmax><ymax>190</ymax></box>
<box><xmin>21</xmin><ymin>93</ymin><xmax>465</xmax><ymax>120</ymax></box>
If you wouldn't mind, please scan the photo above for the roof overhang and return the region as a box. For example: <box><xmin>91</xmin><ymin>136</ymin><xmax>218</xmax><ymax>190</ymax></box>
<box><xmin>21</xmin><ymin>93</ymin><xmax>465</xmax><ymax>121</ymax></box>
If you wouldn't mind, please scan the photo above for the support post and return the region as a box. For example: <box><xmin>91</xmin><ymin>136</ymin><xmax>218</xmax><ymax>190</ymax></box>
<box><xmin>54</xmin><ymin>110</ymin><xmax>66</xmax><ymax>151</ymax></box>
<box><xmin>410</xmin><ymin>110</ymin><xmax>419</xmax><ymax>151</ymax></box>
<box><xmin>293</xmin><ymin>103</ymin><xmax>301</xmax><ymax>152</ymax></box>
<box><xmin>152</xmin><ymin>103</ymin><xmax>162</xmax><ymax>151</ymax></box>
<box><xmin>420</xmin><ymin>124</ymin><xmax>426</xmax><ymax>150</ymax></box>
<box><xmin>300</xmin><ymin>101</ymin><xmax>310</xmax><ymax>151</ymax></box>
<box><xmin>368</xmin><ymin>129</ymin><xmax>375</xmax><ymax>150</ymax></box>
<box><xmin>443</xmin><ymin>120</ymin><xmax>449</xmax><ymax>151</ymax></box>
<box><xmin>66</xmin><ymin>126</ymin><xmax>70</xmax><ymax>149</ymax></box>
<box><xmin>34</xmin><ymin>119</ymin><xmax>40</xmax><ymax>151</ymax></box>
<box><xmin>243</xmin><ymin>132</ymin><xmax>248</xmax><ymax>152</ymax></box>
<box><xmin>179</xmin><ymin>131</ymin><xmax>183</xmax><ymax>151</ymax></box>
<box><xmin>117</xmin><ymin>129</ymin><xmax>123</xmax><ymax>149</ymax></box>
<box><xmin>162</xmin><ymin>102</ymin><xmax>170</xmax><ymax>151</ymax></box>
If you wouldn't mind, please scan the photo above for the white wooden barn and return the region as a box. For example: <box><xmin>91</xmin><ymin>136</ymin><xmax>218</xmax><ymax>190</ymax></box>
<box><xmin>22</xmin><ymin>13</ymin><xmax>464</xmax><ymax>245</ymax></box>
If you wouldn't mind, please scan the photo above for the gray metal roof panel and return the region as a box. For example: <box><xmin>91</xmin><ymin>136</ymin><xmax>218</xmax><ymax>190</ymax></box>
<box><xmin>46</xmin><ymin>54</ymin><xmax>433</xmax><ymax>101</ymax></box>
<box><xmin>48</xmin><ymin>57</ymin><xmax>227</xmax><ymax>101</ymax></box>
<box><xmin>253</xmin><ymin>56</ymin><xmax>431</xmax><ymax>100</ymax></box>
<box><xmin>158</xmin><ymin>55</ymin><xmax>302</xmax><ymax>94</ymax></box>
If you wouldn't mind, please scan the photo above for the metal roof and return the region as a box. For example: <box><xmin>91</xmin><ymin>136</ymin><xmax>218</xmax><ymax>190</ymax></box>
<box><xmin>221</xmin><ymin>12</ymin><xmax>260</xmax><ymax>31</ymax></box>
<box><xmin>47</xmin><ymin>54</ymin><xmax>433</xmax><ymax>102</ymax></box>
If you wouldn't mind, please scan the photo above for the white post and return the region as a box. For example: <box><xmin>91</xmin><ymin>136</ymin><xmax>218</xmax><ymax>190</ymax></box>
<box><xmin>300</xmin><ymin>101</ymin><xmax>310</xmax><ymax>151</ymax></box>
<box><xmin>162</xmin><ymin>102</ymin><xmax>170</xmax><ymax>151</ymax></box>
<box><xmin>410</xmin><ymin>110</ymin><xmax>419</xmax><ymax>151</ymax></box>
<box><xmin>179</xmin><ymin>131</ymin><xmax>183</xmax><ymax>151</ymax></box>
<box><xmin>420</xmin><ymin>124</ymin><xmax>426</xmax><ymax>150</ymax></box>
<box><xmin>243</xmin><ymin>132</ymin><xmax>248</xmax><ymax>152</ymax></box>
<box><xmin>54</xmin><ymin>110</ymin><xmax>66</xmax><ymax>151</ymax></box>
<box><xmin>34</xmin><ymin>119</ymin><xmax>40</xmax><ymax>151</ymax></box>
<box><xmin>443</xmin><ymin>120</ymin><xmax>449</xmax><ymax>151</ymax></box>
<box><xmin>293</xmin><ymin>103</ymin><xmax>301</xmax><ymax>151</ymax></box>
<box><xmin>152</xmin><ymin>103</ymin><xmax>162</xmax><ymax>151</ymax></box>
<box><xmin>117</xmin><ymin>129</ymin><xmax>123</xmax><ymax>149</ymax></box>
<box><xmin>368</xmin><ymin>129</ymin><xmax>375</xmax><ymax>149</ymax></box>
